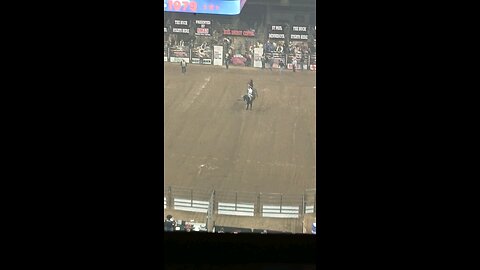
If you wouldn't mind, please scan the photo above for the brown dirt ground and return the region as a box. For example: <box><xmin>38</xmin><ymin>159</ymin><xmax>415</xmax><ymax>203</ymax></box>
<box><xmin>164</xmin><ymin>63</ymin><xmax>316</xmax><ymax>232</ymax></box>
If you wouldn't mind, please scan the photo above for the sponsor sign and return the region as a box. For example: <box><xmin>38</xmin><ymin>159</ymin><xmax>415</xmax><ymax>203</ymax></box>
<box><xmin>223</xmin><ymin>29</ymin><xmax>255</xmax><ymax>37</ymax></box>
<box><xmin>268</xmin><ymin>24</ymin><xmax>285</xmax><ymax>39</ymax></box>
<box><xmin>194</xmin><ymin>19</ymin><xmax>211</xmax><ymax>36</ymax></box>
<box><xmin>191</xmin><ymin>42</ymin><xmax>212</xmax><ymax>65</ymax></box>
<box><xmin>253</xmin><ymin>47</ymin><xmax>263</xmax><ymax>68</ymax></box>
<box><xmin>171</xmin><ymin>19</ymin><xmax>190</xmax><ymax>34</ymax></box>
<box><xmin>290</xmin><ymin>25</ymin><xmax>309</xmax><ymax>40</ymax></box>
<box><xmin>213</xmin><ymin>46</ymin><xmax>223</xmax><ymax>66</ymax></box>
<box><xmin>169</xmin><ymin>45</ymin><xmax>190</xmax><ymax>63</ymax></box>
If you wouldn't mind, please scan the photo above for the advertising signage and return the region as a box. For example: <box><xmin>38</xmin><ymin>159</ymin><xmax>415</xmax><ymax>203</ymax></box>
<box><xmin>223</xmin><ymin>29</ymin><xmax>255</xmax><ymax>37</ymax></box>
<box><xmin>164</xmin><ymin>0</ymin><xmax>247</xmax><ymax>15</ymax></box>
<box><xmin>268</xmin><ymin>25</ymin><xmax>285</xmax><ymax>39</ymax></box>
<box><xmin>171</xmin><ymin>19</ymin><xmax>190</xmax><ymax>34</ymax></box>
<box><xmin>174</xmin><ymin>19</ymin><xmax>190</xmax><ymax>27</ymax></box>
<box><xmin>195</xmin><ymin>19</ymin><xmax>212</xmax><ymax>36</ymax></box>
<box><xmin>290</xmin><ymin>25</ymin><xmax>308</xmax><ymax>40</ymax></box>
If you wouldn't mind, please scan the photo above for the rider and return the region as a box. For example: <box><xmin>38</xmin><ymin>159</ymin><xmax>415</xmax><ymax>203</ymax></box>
<box><xmin>248</xmin><ymin>79</ymin><xmax>254</xmax><ymax>89</ymax></box>
<box><xmin>247</xmin><ymin>83</ymin><xmax>254</xmax><ymax>100</ymax></box>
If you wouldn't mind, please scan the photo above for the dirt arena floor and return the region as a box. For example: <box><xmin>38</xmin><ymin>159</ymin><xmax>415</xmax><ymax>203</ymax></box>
<box><xmin>164</xmin><ymin>62</ymin><xmax>316</xmax><ymax>195</ymax></box>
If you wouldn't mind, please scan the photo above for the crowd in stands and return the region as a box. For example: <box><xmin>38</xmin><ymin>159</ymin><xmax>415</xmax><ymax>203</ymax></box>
<box><xmin>164</xmin><ymin>214</ymin><xmax>296</xmax><ymax>234</ymax></box>
<box><xmin>164</xmin><ymin>215</ymin><xmax>208</xmax><ymax>232</ymax></box>
<box><xmin>164</xmin><ymin>11</ymin><xmax>316</xmax><ymax>68</ymax></box>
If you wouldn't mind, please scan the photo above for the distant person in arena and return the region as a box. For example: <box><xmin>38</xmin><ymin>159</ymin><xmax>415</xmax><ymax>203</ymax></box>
<box><xmin>225</xmin><ymin>53</ymin><xmax>229</xmax><ymax>69</ymax></box>
<box><xmin>180</xmin><ymin>59</ymin><xmax>187</xmax><ymax>74</ymax></box>
<box><xmin>267</xmin><ymin>56</ymin><xmax>273</xmax><ymax>71</ymax></box>
<box><xmin>279</xmin><ymin>59</ymin><xmax>285</xmax><ymax>74</ymax></box>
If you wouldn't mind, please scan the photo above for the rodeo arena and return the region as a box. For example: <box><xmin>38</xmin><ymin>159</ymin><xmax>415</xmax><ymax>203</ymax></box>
<box><xmin>164</xmin><ymin>0</ymin><xmax>316</xmax><ymax>234</ymax></box>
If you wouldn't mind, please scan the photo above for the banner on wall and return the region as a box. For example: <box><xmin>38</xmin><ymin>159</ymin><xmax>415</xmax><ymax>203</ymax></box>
<box><xmin>169</xmin><ymin>45</ymin><xmax>190</xmax><ymax>63</ymax></box>
<box><xmin>213</xmin><ymin>46</ymin><xmax>223</xmax><ymax>66</ymax></box>
<box><xmin>194</xmin><ymin>19</ymin><xmax>212</xmax><ymax>36</ymax></box>
<box><xmin>268</xmin><ymin>24</ymin><xmax>285</xmax><ymax>39</ymax></box>
<box><xmin>191</xmin><ymin>43</ymin><xmax>212</xmax><ymax>65</ymax></box>
<box><xmin>253</xmin><ymin>47</ymin><xmax>263</xmax><ymax>68</ymax></box>
<box><xmin>290</xmin><ymin>25</ymin><xmax>309</xmax><ymax>40</ymax></box>
<box><xmin>172</xmin><ymin>19</ymin><xmax>190</xmax><ymax>34</ymax></box>
<box><xmin>223</xmin><ymin>29</ymin><xmax>255</xmax><ymax>37</ymax></box>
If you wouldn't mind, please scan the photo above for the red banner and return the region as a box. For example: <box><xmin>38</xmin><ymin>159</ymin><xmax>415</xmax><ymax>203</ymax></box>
<box><xmin>223</xmin><ymin>29</ymin><xmax>255</xmax><ymax>37</ymax></box>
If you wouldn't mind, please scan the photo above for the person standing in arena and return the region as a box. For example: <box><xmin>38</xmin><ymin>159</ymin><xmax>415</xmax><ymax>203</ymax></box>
<box><xmin>225</xmin><ymin>53</ymin><xmax>229</xmax><ymax>69</ymax></box>
<box><xmin>300</xmin><ymin>54</ymin><xmax>304</xmax><ymax>71</ymax></box>
<box><xmin>180</xmin><ymin>59</ymin><xmax>187</xmax><ymax>74</ymax></box>
<box><xmin>292</xmin><ymin>58</ymin><xmax>297</xmax><ymax>72</ymax></box>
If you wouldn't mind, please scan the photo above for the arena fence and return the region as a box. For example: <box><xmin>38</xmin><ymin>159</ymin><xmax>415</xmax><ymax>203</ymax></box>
<box><xmin>164</xmin><ymin>44</ymin><xmax>317</xmax><ymax>71</ymax></box>
<box><xmin>164</xmin><ymin>185</ymin><xmax>316</xmax><ymax>220</ymax></box>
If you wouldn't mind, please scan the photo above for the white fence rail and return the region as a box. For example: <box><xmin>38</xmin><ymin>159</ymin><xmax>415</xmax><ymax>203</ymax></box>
<box><xmin>305</xmin><ymin>205</ymin><xmax>315</xmax><ymax>214</ymax></box>
<box><xmin>174</xmin><ymin>198</ymin><xmax>209</xmax><ymax>213</ymax></box>
<box><xmin>218</xmin><ymin>202</ymin><xmax>255</xmax><ymax>217</ymax></box>
<box><xmin>262</xmin><ymin>205</ymin><xmax>300</xmax><ymax>218</ymax></box>
<box><xmin>164</xmin><ymin>186</ymin><xmax>316</xmax><ymax>219</ymax></box>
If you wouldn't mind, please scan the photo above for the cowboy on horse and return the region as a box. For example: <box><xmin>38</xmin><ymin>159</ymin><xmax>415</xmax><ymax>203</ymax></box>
<box><xmin>247</xmin><ymin>84</ymin><xmax>254</xmax><ymax>100</ymax></box>
<box><xmin>244</xmin><ymin>79</ymin><xmax>258</xmax><ymax>110</ymax></box>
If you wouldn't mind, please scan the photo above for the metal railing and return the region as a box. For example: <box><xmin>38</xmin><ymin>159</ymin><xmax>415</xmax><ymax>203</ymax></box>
<box><xmin>164</xmin><ymin>185</ymin><xmax>316</xmax><ymax>219</ymax></box>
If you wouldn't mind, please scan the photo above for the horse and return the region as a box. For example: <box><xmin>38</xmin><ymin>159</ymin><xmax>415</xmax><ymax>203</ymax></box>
<box><xmin>243</xmin><ymin>88</ymin><xmax>258</xmax><ymax>110</ymax></box>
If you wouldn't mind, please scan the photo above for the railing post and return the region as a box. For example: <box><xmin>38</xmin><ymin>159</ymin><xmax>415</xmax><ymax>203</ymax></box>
<box><xmin>235</xmin><ymin>191</ymin><xmax>238</xmax><ymax>211</ymax></box>
<box><xmin>302</xmin><ymin>192</ymin><xmax>305</xmax><ymax>215</ymax></box>
<box><xmin>256</xmin><ymin>193</ymin><xmax>262</xmax><ymax>216</ymax></box>
<box><xmin>207</xmin><ymin>189</ymin><xmax>215</xmax><ymax>232</ymax></box>
<box><xmin>280</xmin><ymin>194</ymin><xmax>283</xmax><ymax>213</ymax></box>
<box><xmin>213</xmin><ymin>190</ymin><xmax>216</xmax><ymax>214</ymax></box>
<box><xmin>168</xmin><ymin>186</ymin><xmax>173</xmax><ymax>210</ymax></box>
